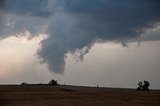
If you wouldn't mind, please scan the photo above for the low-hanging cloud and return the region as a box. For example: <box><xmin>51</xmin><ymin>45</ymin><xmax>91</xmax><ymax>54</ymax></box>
<box><xmin>0</xmin><ymin>0</ymin><xmax>160</xmax><ymax>73</ymax></box>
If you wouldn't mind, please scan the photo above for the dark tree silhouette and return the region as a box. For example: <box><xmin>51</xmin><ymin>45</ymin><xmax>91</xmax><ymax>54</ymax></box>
<box><xmin>49</xmin><ymin>79</ymin><xmax>58</xmax><ymax>86</ymax></box>
<box><xmin>136</xmin><ymin>81</ymin><xmax>150</xmax><ymax>91</ymax></box>
<box><xmin>136</xmin><ymin>81</ymin><xmax>143</xmax><ymax>91</ymax></box>
<box><xmin>21</xmin><ymin>82</ymin><xmax>28</xmax><ymax>86</ymax></box>
<box><xmin>142</xmin><ymin>81</ymin><xmax>150</xmax><ymax>91</ymax></box>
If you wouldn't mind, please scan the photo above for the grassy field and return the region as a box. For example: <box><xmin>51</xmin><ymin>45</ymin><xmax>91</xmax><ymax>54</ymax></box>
<box><xmin>0</xmin><ymin>85</ymin><xmax>160</xmax><ymax>106</ymax></box>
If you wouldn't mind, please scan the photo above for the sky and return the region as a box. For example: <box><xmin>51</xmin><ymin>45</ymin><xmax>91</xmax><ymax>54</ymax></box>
<box><xmin>0</xmin><ymin>0</ymin><xmax>160</xmax><ymax>89</ymax></box>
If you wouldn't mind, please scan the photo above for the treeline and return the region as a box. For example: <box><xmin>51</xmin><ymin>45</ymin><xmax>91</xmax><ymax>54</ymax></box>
<box><xmin>21</xmin><ymin>79</ymin><xmax>150</xmax><ymax>91</ymax></box>
<box><xmin>21</xmin><ymin>79</ymin><xmax>58</xmax><ymax>86</ymax></box>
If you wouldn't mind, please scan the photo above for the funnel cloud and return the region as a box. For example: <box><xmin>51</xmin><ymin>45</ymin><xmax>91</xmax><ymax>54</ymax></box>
<box><xmin>0</xmin><ymin>0</ymin><xmax>160</xmax><ymax>73</ymax></box>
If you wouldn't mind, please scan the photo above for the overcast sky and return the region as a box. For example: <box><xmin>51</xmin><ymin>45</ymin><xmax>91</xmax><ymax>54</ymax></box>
<box><xmin>0</xmin><ymin>0</ymin><xmax>160</xmax><ymax>89</ymax></box>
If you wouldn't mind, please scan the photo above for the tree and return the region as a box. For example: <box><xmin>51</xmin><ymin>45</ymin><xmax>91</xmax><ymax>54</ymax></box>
<box><xmin>21</xmin><ymin>82</ymin><xmax>28</xmax><ymax>86</ymax></box>
<box><xmin>136</xmin><ymin>81</ymin><xmax>143</xmax><ymax>91</ymax></box>
<box><xmin>142</xmin><ymin>81</ymin><xmax>150</xmax><ymax>91</ymax></box>
<box><xmin>49</xmin><ymin>79</ymin><xmax>58</xmax><ymax>86</ymax></box>
<box><xmin>136</xmin><ymin>81</ymin><xmax>150</xmax><ymax>91</ymax></box>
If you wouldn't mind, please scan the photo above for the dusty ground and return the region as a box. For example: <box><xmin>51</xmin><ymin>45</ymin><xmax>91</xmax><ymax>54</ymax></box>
<box><xmin>0</xmin><ymin>85</ymin><xmax>160</xmax><ymax>106</ymax></box>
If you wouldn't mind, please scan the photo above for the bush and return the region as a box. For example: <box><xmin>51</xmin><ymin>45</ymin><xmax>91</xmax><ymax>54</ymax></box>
<box><xmin>21</xmin><ymin>82</ymin><xmax>28</xmax><ymax>86</ymax></box>
<box><xmin>49</xmin><ymin>79</ymin><xmax>58</xmax><ymax>86</ymax></box>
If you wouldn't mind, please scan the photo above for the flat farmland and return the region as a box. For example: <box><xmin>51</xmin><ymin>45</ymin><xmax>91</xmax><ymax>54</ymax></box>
<box><xmin>0</xmin><ymin>85</ymin><xmax>160</xmax><ymax>106</ymax></box>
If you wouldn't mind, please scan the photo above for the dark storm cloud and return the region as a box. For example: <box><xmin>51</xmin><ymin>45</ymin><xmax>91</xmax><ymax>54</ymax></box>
<box><xmin>0</xmin><ymin>0</ymin><xmax>51</xmax><ymax>17</ymax></box>
<box><xmin>0</xmin><ymin>0</ymin><xmax>160</xmax><ymax>73</ymax></box>
<box><xmin>0</xmin><ymin>0</ymin><xmax>5</xmax><ymax>8</ymax></box>
<box><xmin>0</xmin><ymin>0</ymin><xmax>48</xmax><ymax>38</ymax></box>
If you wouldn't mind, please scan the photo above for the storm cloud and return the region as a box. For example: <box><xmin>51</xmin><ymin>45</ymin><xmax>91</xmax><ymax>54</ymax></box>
<box><xmin>0</xmin><ymin>0</ymin><xmax>160</xmax><ymax>73</ymax></box>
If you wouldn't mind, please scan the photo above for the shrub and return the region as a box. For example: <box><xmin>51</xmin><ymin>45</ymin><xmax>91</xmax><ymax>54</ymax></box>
<box><xmin>49</xmin><ymin>79</ymin><xmax>58</xmax><ymax>86</ymax></box>
<box><xmin>21</xmin><ymin>82</ymin><xmax>28</xmax><ymax>86</ymax></box>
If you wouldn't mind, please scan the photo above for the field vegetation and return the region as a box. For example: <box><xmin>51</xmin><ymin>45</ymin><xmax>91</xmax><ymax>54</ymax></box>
<box><xmin>0</xmin><ymin>84</ymin><xmax>160</xmax><ymax>106</ymax></box>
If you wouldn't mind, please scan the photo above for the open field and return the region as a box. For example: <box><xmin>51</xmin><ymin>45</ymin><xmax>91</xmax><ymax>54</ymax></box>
<box><xmin>0</xmin><ymin>85</ymin><xmax>160</xmax><ymax>106</ymax></box>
